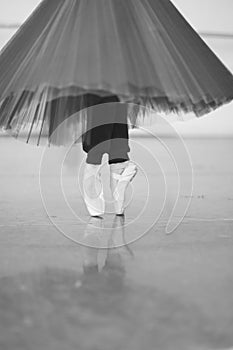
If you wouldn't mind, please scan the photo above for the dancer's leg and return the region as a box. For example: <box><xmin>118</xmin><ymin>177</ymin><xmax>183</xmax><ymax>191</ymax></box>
<box><xmin>82</xmin><ymin>94</ymin><xmax>120</xmax><ymax>216</ymax></box>
<box><xmin>108</xmin><ymin>105</ymin><xmax>137</xmax><ymax>215</ymax></box>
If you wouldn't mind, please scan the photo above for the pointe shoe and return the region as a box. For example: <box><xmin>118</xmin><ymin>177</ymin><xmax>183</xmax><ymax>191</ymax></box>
<box><xmin>83</xmin><ymin>164</ymin><xmax>105</xmax><ymax>217</ymax></box>
<box><xmin>110</xmin><ymin>161</ymin><xmax>137</xmax><ymax>215</ymax></box>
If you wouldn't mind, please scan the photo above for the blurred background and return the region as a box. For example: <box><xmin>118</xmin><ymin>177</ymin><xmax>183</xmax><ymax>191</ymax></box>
<box><xmin>0</xmin><ymin>0</ymin><xmax>232</xmax><ymax>137</ymax></box>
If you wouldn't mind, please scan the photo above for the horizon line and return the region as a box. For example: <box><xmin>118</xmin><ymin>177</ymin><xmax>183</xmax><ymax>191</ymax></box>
<box><xmin>0</xmin><ymin>23</ymin><xmax>232</xmax><ymax>39</ymax></box>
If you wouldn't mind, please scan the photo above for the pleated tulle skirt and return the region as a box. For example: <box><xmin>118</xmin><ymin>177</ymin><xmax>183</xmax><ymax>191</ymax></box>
<box><xmin>0</xmin><ymin>0</ymin><xmax>233</xmax><ymax>146</ymax></box>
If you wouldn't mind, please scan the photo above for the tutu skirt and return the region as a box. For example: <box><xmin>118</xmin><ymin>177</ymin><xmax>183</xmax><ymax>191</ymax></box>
<box><xmin>0</xmin><ymin>0</ymin><xmax>233</xmax><ymax>146</ymax></box>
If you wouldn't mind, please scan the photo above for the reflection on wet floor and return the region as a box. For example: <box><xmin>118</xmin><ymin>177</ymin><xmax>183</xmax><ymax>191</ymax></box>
<box><xmin>0</xmin><ymin>215</ymin><xmax>233</xmax><ymax>350</ymax></box>
<box><xmin>81</xmin><ymin>215</ymin><xmax>129</xmax><ymax>293</ymax></box>
<box><xmin>1</xmin><ymin>137</ymin><xmax>233</xmax><ymax>349</ymax></box>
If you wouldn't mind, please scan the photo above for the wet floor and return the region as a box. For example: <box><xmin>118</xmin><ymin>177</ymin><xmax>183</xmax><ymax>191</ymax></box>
<box><xmin>0</xmin><ymin>135</ymin><xmax>233</xmax><ymax>350</ymax></box>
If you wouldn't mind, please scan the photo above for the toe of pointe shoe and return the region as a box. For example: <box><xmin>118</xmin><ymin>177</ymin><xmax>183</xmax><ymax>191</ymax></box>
<box><xmin>84</xmin><ymin>202</ymin><xmax>105</xmax><ymax>217</ymax></box>
<box><xmin>83</xmin><ymin>193</ymin><xmax>105</xmax><ymax>217</ymax></box>
<box><xmin>114</xmin><ymin>202</ymin><xmax>125</xmax><ymax>216</ymax></box>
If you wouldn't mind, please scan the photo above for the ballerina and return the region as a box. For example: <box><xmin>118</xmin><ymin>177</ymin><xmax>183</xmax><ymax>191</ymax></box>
<box><xmin>81</xmin><ymin>94</ymin><xmax>137</xmax><ymax>216</ymax></box>
<box><xmin>0</xmin><ymin>0</ymin><xmax>233</xmax><ymax>216</ymax></box>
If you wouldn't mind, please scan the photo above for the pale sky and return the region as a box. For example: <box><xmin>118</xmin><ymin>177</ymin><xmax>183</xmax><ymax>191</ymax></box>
<box><xmin>0</xmin><ymin>0</ymin><xmax>232</xmax><ymax>135</ymax></box>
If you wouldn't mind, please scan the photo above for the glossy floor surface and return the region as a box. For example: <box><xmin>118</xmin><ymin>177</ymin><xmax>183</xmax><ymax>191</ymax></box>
<box><xmin>0</xmin><ymin>135</ymin><xmax>232</xmax><ymax>350</ymax></box>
